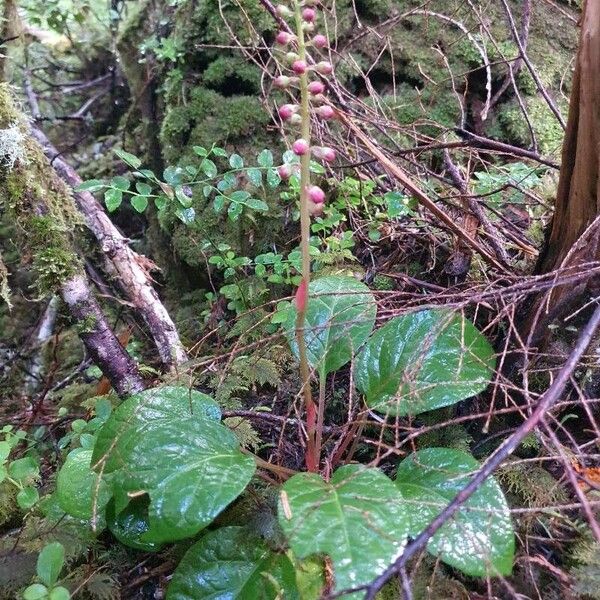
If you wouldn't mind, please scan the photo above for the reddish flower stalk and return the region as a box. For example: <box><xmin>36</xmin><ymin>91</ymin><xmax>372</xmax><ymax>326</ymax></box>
<box><xmin>272</xmin><ymin>0</ymin><xmax>332</xmax><ymax>472</ymax></box>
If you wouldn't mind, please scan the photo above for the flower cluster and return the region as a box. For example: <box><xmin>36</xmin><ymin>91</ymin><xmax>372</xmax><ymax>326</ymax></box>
<box><xmin>272</xmin><ymin>0</ymin><xmax>335</xmax><ymax>216</ymax></box>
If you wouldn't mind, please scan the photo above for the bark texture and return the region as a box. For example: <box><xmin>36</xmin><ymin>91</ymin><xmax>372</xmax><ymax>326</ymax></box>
<box><xmin>32</xmin><ymin>128</ymin><xmax>188</xmax><ymax>368</ymax></box>
<box><xmin>61</xmin><ymin>275</ymin><xmax>145</xmax><ymax>396</ymax></box>
<box><xmin>537</xmin><ymin>0</ymin><xmax>600</xmax><ymax>273</ymax></box>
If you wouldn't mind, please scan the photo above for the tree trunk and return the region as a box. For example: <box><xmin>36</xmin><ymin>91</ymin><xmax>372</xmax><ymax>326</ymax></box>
<box><xmin>537</xmin><ymin>0</ymin><xmax>600</xmax><ymax>274</ymax></box>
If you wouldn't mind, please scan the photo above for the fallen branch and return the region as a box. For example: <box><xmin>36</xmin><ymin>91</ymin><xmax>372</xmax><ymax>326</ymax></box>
<box><xmin>339</xmin><ymin>112</ymin><xmax>511</xmax><ymax>273</ymax></box>
<box><xmin>31</xmin><ymin>128</ymin><xmax>188</xmax><ymax>368</ymax></box>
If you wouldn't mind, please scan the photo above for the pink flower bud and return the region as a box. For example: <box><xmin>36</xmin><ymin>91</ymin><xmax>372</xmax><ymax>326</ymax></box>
<box><xmin>274</xmin><ymin>75</ymin><xmax>291</xmax><ymax>88</ymax></box>
<box><xmin>308</xmin><ymin>201</ymin><xmax>324</xmax><ymax>216</ymax></box>
<box><xmin>295</xmin><ymin>278</ymin><xmax>308</xmax><ymax>312</ymax></box>
<box><xmin>321</xmin><ymin>147</ymin><xmax>335</xmax><ymax>162</ymax></box>
<box><xmin>292</xmin><ymin>60</ymin><xmax>307</xmax><ymax>74</ymax></box>
<box><xmin>302</xmin><ymin>7</ymin><xmax>316</xmax><ymax>21</ymax></box>
<box><xmin>293</xmin><ymin>138</ymin><xmax>310</xmax><ymax>155</ymax></box>
<box><xmin>276</xmin><ymin>4</ymin><xmax>292</xmax><ymax>17</ymax></box>
<box><xmin>276</xmin><ymin>31</ymin><xmax>295</xmax><ymax>45</ymax></box>
<box><xmin>278</xmin><ymin>164</ymin><xmax>293</xmax><ymax>179</ymax></box>
<box><xmin>307</xmin><ymin>80</ymin><xmax>325</xmax><ymax>95</ymax></box>
<box><xmin>315</xmin><ymin>61</ymin><xmax>333</xmax><ymax>75</ymax></box>
<box><xmin>279</xmin><ymin>104</ymin><xmax>299</xmax><ymax>120</ymax></box>
<box><xmin>308</xmin><ymin>185</ymin><xmax>325</xmax><ymax>203</ymax></box>
<box><xmin>312</xmin><ymin>34</ymin><xmax>328</xmax><ymax>48</ymax></box>
<box><xmin>316</xmin><ymin>104</ymin><xmax>335</xmax><ymax>119</ymax></box>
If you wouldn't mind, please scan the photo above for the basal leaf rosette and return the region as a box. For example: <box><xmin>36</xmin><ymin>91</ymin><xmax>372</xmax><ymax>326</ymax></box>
<box><xmin>91</xmin><ymin>386</ymin><xmax>256</xmax><ymax>544</ymax></box>
<box><xmin>355</xmin><ymin>309</ymin><xmax>496</xmax><ymax>416</ymax></box>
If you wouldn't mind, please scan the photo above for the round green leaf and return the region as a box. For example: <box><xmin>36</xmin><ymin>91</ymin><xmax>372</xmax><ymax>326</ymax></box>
<box><xmin>278</xmin><ymin>465</ymin><xmax>409</xmax><ymax>596</ymax></box>
<box><xmin>37</xmin><ymin>542</ymin><xmax>65</xmax><ymax>588</ymax></box>
<box><xmin>395</xmin><ymin>448</ymin><xmax>514</xmax><ymax>576</ymax></box>
<box><xmin>167</xmin><ymin>526</ymin><xmax>301</xmax><ymax>600</ymax></box>
<box><xmin>354</xmin><ymin>309</ymin><xmax>495</xmax><ymax>416</ymax></box>
<box><xmin>17</xmin><ymin>486</ymin><xmax>39</xmax><ymax>510</ymax></box>
<box><xmin>56</xmin><ymin>448</ymin><xmax>111</xmax><ymax>522</ymax></box>
<box><xmin>106</xmin><ymin>496</ymin><xmax>161</xmax><ymax>552</ymax></box>
<box><xmin>135</xmin><ymin>181</ymin><xmax>152</xmax><ymax>196</ymax></box>
<box><xmin>283</xmin><ymin>275</ymin><xmax>376</xmax><ymax>378</ymax></box>
<box><xmin>257</xmin><ymin>149</ymin><xmax>274</xmax><ymax>168</ymax></box>
<box><xmin>130</xmin><ymin>195</ymin><xmax>149</xmax><ymax>213</ymax></box>
<box><xmin>23</xmin><ymin>584</ymin><xmax>48</xmax><ymax>600</ymax></box>
<box><xmin>9</xmin><ymin>456</ymin><xmax>38</xmax><ymax>482</ymax></box>
<box><xmin>48</xmin><ymin>587</ymin><xmax>70</xmax><ymax>600</ymax></box>
<box><xmin>92</xmin><ymin>386</ymin><xmax>255</xmax><ymax>543</ymax></box>
<box><xmin>104</xmin><ymin>188</ymin><xmax>123</xmax><ymax>212</ymax></box>
<box><xmin>229</xmin><ymin>154</ymin><xmax>244</xmax><ymax>169</ymax></box>
<box><xmin>110</xmin><ymin>176</ymin><xmax>130</xmax><ymax>191</ymax></box>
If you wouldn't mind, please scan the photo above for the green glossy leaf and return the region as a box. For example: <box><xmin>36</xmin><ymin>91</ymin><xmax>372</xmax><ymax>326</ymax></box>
<box><xmin>0</xmin><ymin>440</ymin><xmax>10</xmax><ymax>462</ymax></box>
<box><xmin>193</xmin><ymin>146</ymin><xmax>208</xmax><ymax>157</ymax></box>
<box><xmin>168</xmin><ymin>526</ymin><xmax>300</xmax><ymax>600</ymax></box>
<box><xmin>355</xmin><ymin>309</ymin><xmax>495</xmax><ymax>416</ymax></box>
<box><xmin>9</xmin><ymin>456</ymin><xmax>38</xmax><ymax>481</ymax></box>
<box><xmin>104</xmin><ymin>188</ymin><xmax>122</xmax><ymax>212</ymax></box>
<box><xmin>106</xmin><ymin>496</ymin><xmax>162</xmax><ymax>552</ymax></box>
<box><xmin>75</xmin><ymin>179</ymin><xmax>104</xmax><ymax>192</ymax></box>
<box><xmin>395</xmin><ymin>448</ymin><xmax>514</xmax><ymax>576</ymax></box>
<box><xmin>115</xmin><ymin>149</ymin><xmax>142</xmax><ymax>169</ymax></box>
<box><xmin>56</xmin><ymin>448</ymin><xmax>111</xmax><ymax>522</ymax></box>
<box><xmin>92</xmin><ymin>386</ymin><xmax>255</xmax><ymax>543</ymax></box>
<box><xmin>257</xmin><ymin>149</ymin><xmax>274</xmax><ymax>168</ymax></box>
<box><xmin>130</xmin><ymin>195</ymin><xmax>148</xmax><ymax>213</ymax></box>
<box><xmin>230</xmin><ymin>190</ymin><xmax>251</xmax><ymax>203</ymax></box>
<box><xmin>154</xmin><ymin>196</ymin><xmax>168</xmax><ymax>211</ymax></box>
<box><xmin>229</xmin><ymin>154</ymin><xmax>244</xmax><ymax>169</ymax></box>
<box><xmin>17</xmin><ymin>486</ymin><xmax>39</xmax><ymax>510</ymax></box>
<box><xmin>278</xmin><ymin>465</ymin><xmax>408</xmax><ymax>596</ymax></box>
<box><xmin>23</xmin><ymin>584</ymin><xmax>48</xmax><ymax>600</ymax></box>
<box><xmin>283</xmin><ymin>275</ymin><xmax>376</xmax><ymax>378</ymax></box>
<box><xmin>228</xmin><ymin>202</ymin><xmax>243</xmax><ymax>221</ymax></box>
<box><xmin>212</xmin><ymin>146</ymin><xmax>228</xmax><ymax>157</ymax></box>
<box><xmin>37</xmin><ymin>542</ymin><xmax>64</xmax><ymax>587</ymax></box>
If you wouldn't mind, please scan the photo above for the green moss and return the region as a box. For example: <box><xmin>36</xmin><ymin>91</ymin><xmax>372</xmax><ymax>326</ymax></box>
<box><xmin>202</xmin><ymin>56</ymin><xmax>261</xmax><ymax>94</ymax></box>
<box><xmin>0</xmin><ymin>85</ymin><xmax>82</xmax><ymax>294</ymax></box>
<box><xmin>493</xmin><ymin>96</ymin><xmax>566</xmax><ymax>156</ymax></box>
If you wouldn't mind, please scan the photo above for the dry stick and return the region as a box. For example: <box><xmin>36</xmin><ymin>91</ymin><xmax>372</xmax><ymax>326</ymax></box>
<box><xmin>357</xmin><ymin>302</ymin><xmax>600</xmax><ymax>600</ymax></box>
<box><xmin>31</xmin><ymin>128</ymin><xmax>188</xmax><ymax>368</ymax></box>
<box><xmin>338</xmin><ymin>112</ymin><xmax>510</xmax><ymax>273</ymax></box>
<box><xmin>499</xmin><ymin>0</ymin><xmax>566</xmax><ymax>129</ymax></box>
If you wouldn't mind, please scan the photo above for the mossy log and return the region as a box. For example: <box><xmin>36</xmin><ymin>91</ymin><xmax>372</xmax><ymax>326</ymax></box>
<box><xmin>0</xmin><ymin>85</ymin><xmax>145</xmax><ymax>396</ymax></box>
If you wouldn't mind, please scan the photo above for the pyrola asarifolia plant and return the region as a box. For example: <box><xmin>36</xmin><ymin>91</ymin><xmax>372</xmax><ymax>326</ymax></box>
<box><xmin>272</xmin><ymin>0</ymin><xmax>335</xmax><ymax>471</ymax></box>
